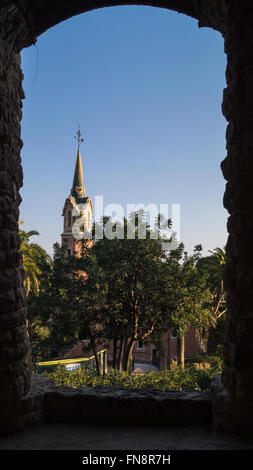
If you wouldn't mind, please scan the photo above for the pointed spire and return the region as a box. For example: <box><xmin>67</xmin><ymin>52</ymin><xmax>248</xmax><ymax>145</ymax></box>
<box><xmin>71</xmin><ymin>129</ymin><xmax>86</xmax><ymax>200</ymax></box>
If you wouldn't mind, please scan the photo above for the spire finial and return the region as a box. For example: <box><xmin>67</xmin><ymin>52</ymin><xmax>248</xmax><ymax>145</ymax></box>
<box><xmin>75</xmin><ymin>127</ymin><xmax>84</xmax><ymax>150</ymax></box>
<box><xmin>71</xmin><ymin>127</ymin><xmax>86</xmax><ymax>201</ymax></box>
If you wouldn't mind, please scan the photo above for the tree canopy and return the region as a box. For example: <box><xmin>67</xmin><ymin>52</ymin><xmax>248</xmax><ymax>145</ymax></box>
<box><xmin>27</xmin><ymin>212</ymin><xmax>218</xmax><ymax>373</ymax></box>
<box><xmin>19</xmin><ymin>220</ymin><xmax>52</xmax><ymax>296</ymax></box>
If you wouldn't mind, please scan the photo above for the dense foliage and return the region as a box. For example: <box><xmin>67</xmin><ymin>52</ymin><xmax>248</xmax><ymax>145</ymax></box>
<box><xmin>25</xmin><ymin>211</ymin><xmax>226</xmax><ymax>381</ymax></box>
<box><xmin>40</xmin><ymin>356</ymin><xmax>222</xmax><ymax>391</ymax></box>
<box><xmin>28</xmin><ymin>213</ymin><xmax>215</xmax><ymax>372</ymax></box>
<box><xmin>196</xmin><ymin>247</ymin><xmax>227</xmax><ymax>354</ymax></box>
<box><xmin>19</xmin><ymin>220</ymin><xmax>52</xmax><ymax>296</ymax></box>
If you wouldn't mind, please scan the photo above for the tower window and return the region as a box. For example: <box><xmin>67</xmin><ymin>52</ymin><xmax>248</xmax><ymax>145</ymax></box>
<box><xmin>67</xmin><ymin>210</ymin><xmax>72</xmax><ymax>227</ymax></box>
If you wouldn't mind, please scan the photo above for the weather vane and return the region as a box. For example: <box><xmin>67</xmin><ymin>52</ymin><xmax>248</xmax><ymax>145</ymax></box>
<box><xmin>75</xmin><ymin>127</ymin><xmax>84</xmax><ymax>149</ymax></box>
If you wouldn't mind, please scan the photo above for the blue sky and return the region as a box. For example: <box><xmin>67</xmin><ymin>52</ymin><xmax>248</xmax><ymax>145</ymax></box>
<box><xmin>20</xmin><ymin>5</ymin><xmax>228</xmax><ymax>257</ymax></box>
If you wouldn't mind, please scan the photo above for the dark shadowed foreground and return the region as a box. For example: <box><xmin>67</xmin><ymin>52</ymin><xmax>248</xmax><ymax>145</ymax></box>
<box><xmin>0</xmin><ymin>422</ymin><xmax>253</xmax><ymax>450</ymax></box>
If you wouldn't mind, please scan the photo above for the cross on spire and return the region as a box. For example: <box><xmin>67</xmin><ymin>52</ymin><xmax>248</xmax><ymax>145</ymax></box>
<box><xmin>75</xmin><ymin>127</ymin><xmax>84</xmax><ymax>150</ymax></box>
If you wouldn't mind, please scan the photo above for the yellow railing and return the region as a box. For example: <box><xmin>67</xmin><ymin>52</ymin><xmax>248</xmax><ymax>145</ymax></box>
<box><xmin>37</xmin><ymin>349</ymin><xmax>107</xmax><ymax>367</ymax></box>
<box><xmin>36</xmin><ymin>349</ymin><xmax>108</xmax><ymax>374</ymax></box>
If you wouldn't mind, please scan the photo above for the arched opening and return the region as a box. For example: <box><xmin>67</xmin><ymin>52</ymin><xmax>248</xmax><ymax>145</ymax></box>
<box><xmin>1</xmin><ymin>0</ymin><xmax>253</xmax><ymax>440</ymax></box>
<box><xmin>21</xmin><ymin>5</ymin><xmax>227</xmax><ymax>376</ymax></box>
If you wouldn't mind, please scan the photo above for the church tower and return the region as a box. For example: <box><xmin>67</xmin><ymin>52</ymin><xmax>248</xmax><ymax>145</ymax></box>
<box><xmin>61</xmin><ymin>130</ymin><xmax>93</xmax><ymax>256</ymax></box>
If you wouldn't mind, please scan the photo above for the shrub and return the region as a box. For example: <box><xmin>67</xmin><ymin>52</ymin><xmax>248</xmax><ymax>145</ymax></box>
<box><xmin>39</xmin><ymin>360</ymin><xmax>220</xmax><ymax>391</ymax></box>
<box><xmin>186</xmin><ymin>354</ymin><xmax>223</xmax><ymax>372</ymax></box>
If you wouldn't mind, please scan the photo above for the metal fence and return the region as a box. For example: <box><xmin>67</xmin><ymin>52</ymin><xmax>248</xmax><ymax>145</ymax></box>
<box><xmin>35</xmin><ymin>348</ymin><xmax>108</xmax><ymax>374</ymax></box>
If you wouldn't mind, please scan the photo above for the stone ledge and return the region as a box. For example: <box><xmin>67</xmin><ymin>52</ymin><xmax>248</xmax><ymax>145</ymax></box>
<box><xmin>43</xmin><ymin>380</ymin><xmax>212</xmax><ymax>426</ymax></box>
<box><xmin>0</xmin><ymin>374</ymin><xmax>213</xmax><ymax>435</ymax></box>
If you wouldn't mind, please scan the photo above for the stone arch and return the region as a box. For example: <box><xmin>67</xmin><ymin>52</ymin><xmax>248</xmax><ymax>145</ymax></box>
<box><xmin>1</xmin><ymin>0</ymin><xmax>253</xmax><ymax>437</ymax></box>
<box><xmin>1</xmin><ymin>1</ymin><xmax>226</xmax><ymax>52</ymax></box>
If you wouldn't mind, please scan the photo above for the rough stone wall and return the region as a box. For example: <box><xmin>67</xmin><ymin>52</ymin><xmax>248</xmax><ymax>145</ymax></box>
<box><xmin>0</xmin><ymin>1</ymin><xmax>226</xmax><ymax>48</ymax></box>
<box><xmin>212</xmin><ymin>1</ymin><xmax>253</xmax><ymax>436</ymax></box>
<box><xmin>0</xmin><ymin>43</ymin><xmax>32</xmax><ymax>433</ymax></box>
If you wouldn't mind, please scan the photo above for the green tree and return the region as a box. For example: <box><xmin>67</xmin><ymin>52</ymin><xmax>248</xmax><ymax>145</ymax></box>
<box><xmin>197</xmin><ymin>246</ymin><xmax>227</xmax><ymax>354</ymax></box>
<box><xmin>19</xmin><ymin>221</ymin><xmax>52</xmax><ymax>359</ymax></box>
<box><xmin>27</xmin><ymin>243</ymin><xmax>80</xmax><ymax>361</ymax></box>
<box><xmin>80</xmin><ymin>212</ymin><xmax>173</xmax><ymax>372</ymax></box>
<box><xmin>19</xmin><ymin>220</ymin><xmax>51</xmax><ymax>296</ymax></box>
<box><xmin>66</xmin><ymin>250</ymin><xmax>109</xmax><ymax>376</ymax></box>
<box><xmin>28</xmin><ymin>214</ymin><xmax>212</xmax><ymax>377</ymax></box>
<box><xmin>28</xmin><ymin>241</ymin><xmax>108</xmax><ymax>372</ymax></box>
<box><xmin>165</xmin><ymin>244</ymin><xmax>212</xmax><ymax>370</ymax></box>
